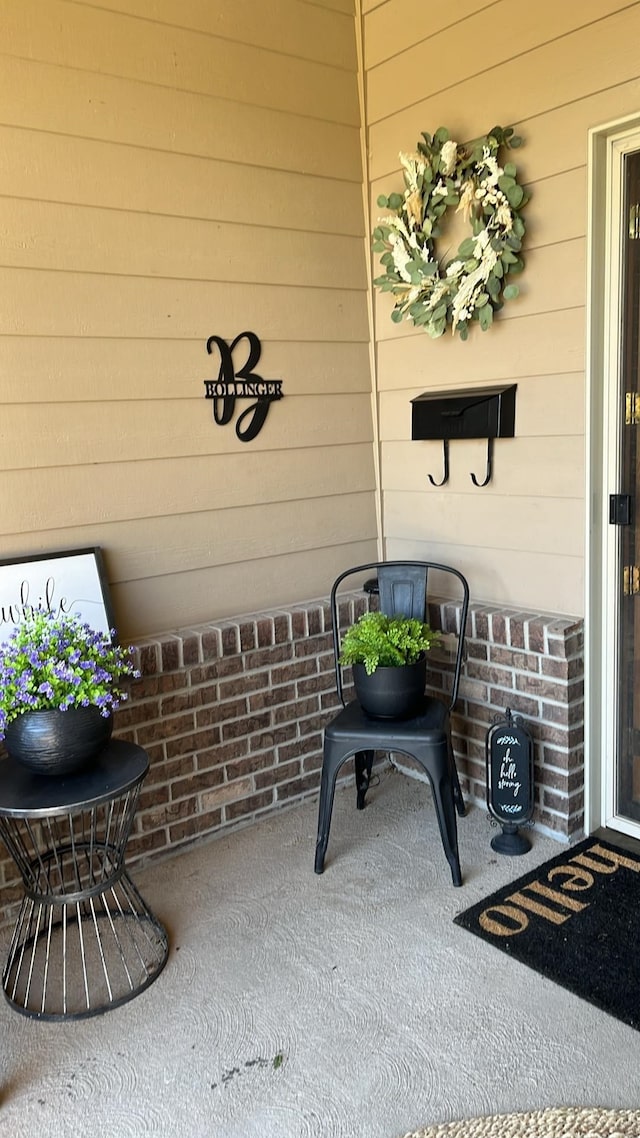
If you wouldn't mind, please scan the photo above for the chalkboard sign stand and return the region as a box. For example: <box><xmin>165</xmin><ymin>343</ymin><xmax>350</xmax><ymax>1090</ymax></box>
<box><xmin>491</xmin><ymin>820</ymin><xmax>531</xmax><ymax>856</ymax></box>
<box><xmin>486</xmin><ymin>707</ymin><xmax>534</xmax><ymax>856</ymax></box>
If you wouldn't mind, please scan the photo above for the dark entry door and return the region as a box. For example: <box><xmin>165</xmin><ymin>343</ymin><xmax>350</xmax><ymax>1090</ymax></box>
<box><xmin>616</xmin><ymin>150</ymin><xmax>640</xmax><ymax>822</ymax></box>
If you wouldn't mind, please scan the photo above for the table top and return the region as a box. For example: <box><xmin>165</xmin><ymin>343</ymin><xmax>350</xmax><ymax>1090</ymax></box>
<box><xmin>0</xmin><ymin>739</ymin><xmax>149</xmax><ymax>817</ymax></box>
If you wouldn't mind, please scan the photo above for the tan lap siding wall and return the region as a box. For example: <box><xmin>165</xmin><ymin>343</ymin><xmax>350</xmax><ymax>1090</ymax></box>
<box><xmin>0</xmin><ymin>0</ymin><xmax>377</xmax><ymax>638</ymax></box>
<box><xmin>362</xmin><ymin>0</ymin><xmax>640</xmax><ymax>617</ymax></box>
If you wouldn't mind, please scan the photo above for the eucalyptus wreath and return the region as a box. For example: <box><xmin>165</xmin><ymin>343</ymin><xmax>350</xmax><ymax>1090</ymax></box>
<box><xmin>372</xmin><ymin>125</ymin><xmax>528</xmax><ymax>340</ymax></box>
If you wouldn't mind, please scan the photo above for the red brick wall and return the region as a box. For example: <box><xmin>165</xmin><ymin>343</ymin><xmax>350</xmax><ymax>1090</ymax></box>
<box><xmin>454</xmin><ymin>607</ymin><xmax>584</xmax><ymax>837</ymax></box>
<box><xmin>120</xmin><ymin>595</ymin><xmax>369</xmax><ymax>863</ymax></box>
<box><xmin>0</xmin><ymin>595</ymin><xmax>584</xmax><ymax>923</ymax></box>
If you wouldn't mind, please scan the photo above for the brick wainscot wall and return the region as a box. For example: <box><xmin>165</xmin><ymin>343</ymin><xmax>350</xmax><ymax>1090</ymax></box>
<box><xmin>0</xmin><ymin>596</ymin><xmax>584</xmax><ymax>922</ymax></box>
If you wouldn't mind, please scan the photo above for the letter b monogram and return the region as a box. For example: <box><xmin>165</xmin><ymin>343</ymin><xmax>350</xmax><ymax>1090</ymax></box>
<box><xmin>205</xmin><ymin>331</ymin><xmax>283</xmax><ymax>442</ymax></box>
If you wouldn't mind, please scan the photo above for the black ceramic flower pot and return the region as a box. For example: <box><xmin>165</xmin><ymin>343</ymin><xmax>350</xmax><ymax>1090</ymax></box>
<box><xmin>352</xmin><ymin>655</ymin><xmax>427</xmax><ymax>719</ymax></box>
<box><xmin>4</xmin><ymin>707</ymin><xmax>113</xmax><ymax>776</ymax></box>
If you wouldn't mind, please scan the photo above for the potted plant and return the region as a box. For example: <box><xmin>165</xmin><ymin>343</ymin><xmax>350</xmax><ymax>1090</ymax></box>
<box><xmin>0</xmin><ymin>610</ymin><xmax>139</xmax><ymax>775</ymax></box>
<box><xmin>339</xmin><ymin>611</ymin><xmax>440</xmax><ymax>718</ymax></box>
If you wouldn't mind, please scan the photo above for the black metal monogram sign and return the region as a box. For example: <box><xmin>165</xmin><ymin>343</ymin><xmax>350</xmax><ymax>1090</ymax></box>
<box><xmin>203</xmin><ymin>331</ymin><xmax>283</xmax><ymax>442</ymax></box>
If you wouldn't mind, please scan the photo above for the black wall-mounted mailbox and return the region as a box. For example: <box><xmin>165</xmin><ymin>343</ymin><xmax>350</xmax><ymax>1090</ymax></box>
<box><xmin>411</xmin><ymin>384</ymin><xmax>517</xmax><ymax>441</ymax></box>
<box><xmin>410</xmin><ymin>384</ymin><xmax>517</xmax><ymax>487</ymax></box>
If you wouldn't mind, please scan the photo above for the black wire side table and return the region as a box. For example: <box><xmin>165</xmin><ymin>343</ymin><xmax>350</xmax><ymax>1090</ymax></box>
<box><xmin>0</xmin><ymin>739</ymin><xmax>168</xmax><ymax>1020</ymax></box>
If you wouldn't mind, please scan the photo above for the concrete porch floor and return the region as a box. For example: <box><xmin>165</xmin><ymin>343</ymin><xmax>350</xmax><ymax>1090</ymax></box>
<box><xmin>0</xmin><ymin>766</ymin><xmax>639</xmax><ymax>1138</ymax></box>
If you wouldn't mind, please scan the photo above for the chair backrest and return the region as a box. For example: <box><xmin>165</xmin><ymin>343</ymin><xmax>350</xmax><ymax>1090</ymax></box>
<box><xmin>330</xmin><ymin>560</ymin><xmax>469</xmax><ymax>712</ymax></box>
<box><xmin>376</xmin><ymin>563</ymin><xmax>427</xmax><ymax>620</ymax></box>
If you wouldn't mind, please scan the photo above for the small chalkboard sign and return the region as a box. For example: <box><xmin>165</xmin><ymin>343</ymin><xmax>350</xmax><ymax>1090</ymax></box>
<box><xmin>486</xmin><ymin>708</ymin><xmax>534</xmax><ymax>854</ymax></box>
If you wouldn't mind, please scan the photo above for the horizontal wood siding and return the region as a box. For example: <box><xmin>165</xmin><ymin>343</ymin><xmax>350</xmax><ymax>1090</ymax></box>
<box><xmin>0</xmin><ymin>0</ymin><xmax>377</xmax><ymax>637</ymax></box>
<box><xmin>362</xmin><ymin>0</ymin><xmax>640</xmax><ymax>616</ymax></box>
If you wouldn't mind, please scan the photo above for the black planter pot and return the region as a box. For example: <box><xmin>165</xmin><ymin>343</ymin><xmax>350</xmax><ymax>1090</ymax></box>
<box><xmin>352</xmin><ymin>655</ymin><xmax>427</xmax><ymax>719</ymax></box>
<box><xmin>4</xmin><ymin>707</ymin><xmax>114</xmax><ymax>776</ymax></box>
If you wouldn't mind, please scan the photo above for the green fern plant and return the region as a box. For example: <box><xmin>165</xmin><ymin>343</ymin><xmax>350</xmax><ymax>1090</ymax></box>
<box><xmin>339</xmin><ymin>611</ymin><xmax>440</xmax><ymax>676</ymax></box>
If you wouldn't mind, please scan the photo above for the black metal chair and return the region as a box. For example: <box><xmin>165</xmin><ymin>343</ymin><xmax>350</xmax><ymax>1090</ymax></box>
<box><xmin>314</xmin><ymin>561</ymin><xmax>470</xmax><ymax>886</ymax></box>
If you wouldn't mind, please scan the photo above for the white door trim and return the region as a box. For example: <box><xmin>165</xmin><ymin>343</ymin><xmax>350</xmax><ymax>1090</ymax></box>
<box><xmin>586</xmin><ymin>114</ymin><xmax>640</xmax><ymax>836</ymax></box>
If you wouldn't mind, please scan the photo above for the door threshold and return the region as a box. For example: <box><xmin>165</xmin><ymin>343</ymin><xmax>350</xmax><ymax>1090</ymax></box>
<box><xmin>594</xmin><ymin>826</ymin><xmax>640</xmax><ymax>856</ymax></box>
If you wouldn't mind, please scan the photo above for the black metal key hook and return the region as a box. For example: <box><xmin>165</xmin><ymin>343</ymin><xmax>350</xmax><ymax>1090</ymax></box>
<box><xmin>470</xmin><ymin>437</ymin><xmax>494</xmax><ymax>487</ymax></box>
<box><xmin>427</xmin><ymin>439</ymin><xmax>450</xmax><ymax>486</ymax></box>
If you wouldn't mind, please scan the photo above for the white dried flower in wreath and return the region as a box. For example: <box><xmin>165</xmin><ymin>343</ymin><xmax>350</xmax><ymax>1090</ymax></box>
<box><xmin>372</xmin><ymin>126</ymin><xmax>528</xmax><ymax>340</ymax></box>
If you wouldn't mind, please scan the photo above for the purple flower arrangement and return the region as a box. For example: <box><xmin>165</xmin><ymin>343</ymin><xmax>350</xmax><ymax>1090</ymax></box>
<box><xmin>0</xmin><ymin>610</ymin><xmax>140</xmax><ymax>740</ymax></box>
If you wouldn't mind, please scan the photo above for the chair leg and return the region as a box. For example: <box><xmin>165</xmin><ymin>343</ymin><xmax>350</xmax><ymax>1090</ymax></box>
<box><xmin>449</xmin><ymin>740</ymin><xmax>466</xmax><ymax>818</ymax></box>
<box><xmin>416</xmin><ymin>741</ymin><xmax>462</xmax><ymax>887</ymax></box>
<box><xmin>314</xmin><ymin>744</ymin><xmax>342</xmax><ymax>874</ymax></box>
<box><xmin>453</xmin><ymin>770</ymin><xmax>466</xmax><ymax>818</ymax></box>
<box><xmin>433</xmin><ymin>774</ymin><xmax>462</xmax><ymax>886</ymax></box>
<box><xmin>354</xmin><ymin>750</ymin><xmax>374</xmax><ymax>810</ymax></box>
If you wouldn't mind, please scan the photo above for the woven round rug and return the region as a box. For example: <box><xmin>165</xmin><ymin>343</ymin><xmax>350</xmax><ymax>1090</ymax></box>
<box><xmin>400</xmin><ymin>1107</ymin><xmax>640</xmax><ymax>1138</ymax></box>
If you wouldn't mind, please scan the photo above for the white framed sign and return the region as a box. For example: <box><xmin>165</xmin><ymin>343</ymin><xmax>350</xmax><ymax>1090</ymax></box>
<box><xmin>0</xmin><ymin>547</ymin><xmax>115</xmax><ymax>642</ymax></box>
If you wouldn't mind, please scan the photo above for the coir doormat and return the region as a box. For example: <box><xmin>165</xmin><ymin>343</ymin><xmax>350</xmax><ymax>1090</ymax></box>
<box><xmin>454</xmin><ymin>837</ymin><xmax>640</xmax><ymax>1030</ymax></box>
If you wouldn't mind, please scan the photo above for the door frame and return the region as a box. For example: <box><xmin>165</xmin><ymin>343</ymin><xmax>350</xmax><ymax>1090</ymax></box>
<box><xmin>586</xmin><ymin>113</ymin><xmax>640</xmax><ymax>835</ymax></box>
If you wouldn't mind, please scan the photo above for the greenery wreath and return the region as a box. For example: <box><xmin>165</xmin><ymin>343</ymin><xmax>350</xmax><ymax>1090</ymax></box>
<box><xmin>372</xmin><ymin>125</ymin><xmax>528</xmax><ymax>341</ymax></box>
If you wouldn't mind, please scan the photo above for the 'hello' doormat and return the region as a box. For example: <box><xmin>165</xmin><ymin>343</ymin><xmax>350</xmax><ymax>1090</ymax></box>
<box><xmin>454</xmin><ymin>836</ymin><xmax>640</xmax><ymax>1030</ymax></box>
